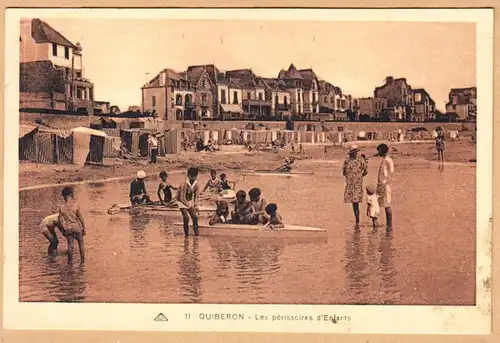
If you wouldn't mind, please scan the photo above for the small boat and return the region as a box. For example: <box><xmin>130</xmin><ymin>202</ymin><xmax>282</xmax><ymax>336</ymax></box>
<box><xmin>173</xmin><ymin>222</ymin><xmax>327</xmax><ymax>238</ymax></box>
<box><xmin>239</xmin><ymin>169</ymin><xmax>315</xmax><ymax>176</ymax></box>
<box><xmin>108</xmin><ymin>202</ymin><xmax>216</xmax><ymax>215</ymax></box>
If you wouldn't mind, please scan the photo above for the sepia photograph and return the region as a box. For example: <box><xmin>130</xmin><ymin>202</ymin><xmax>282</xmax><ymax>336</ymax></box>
<box><xmin>3</xmin><ymin>8</ymin><xmax>493</xmax><ymax>334</ymax></box>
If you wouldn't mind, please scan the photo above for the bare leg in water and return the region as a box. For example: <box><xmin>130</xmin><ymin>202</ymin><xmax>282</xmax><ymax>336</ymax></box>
<box><xmin>352</xmin><ymin>203</ymin><xmax>360</xmax><ymax>226</ymax></box>
<box><xmin>385</xmin><ymin>207</ymin><xmax>393</xmax><ymax>231</ymax></box>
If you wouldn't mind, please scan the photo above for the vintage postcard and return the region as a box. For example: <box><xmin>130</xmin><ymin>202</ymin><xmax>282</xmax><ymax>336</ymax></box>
<box><xmin>3</xmin><ymin>8</ymin><xmax>493</xmax><ymax>334</ymax></box>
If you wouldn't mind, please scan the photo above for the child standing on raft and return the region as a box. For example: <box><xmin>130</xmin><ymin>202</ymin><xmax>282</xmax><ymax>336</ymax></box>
<box><xmin>177</xmin><ymin>167</ymin><xmax>200</xmax><ymax>237</ymax></box>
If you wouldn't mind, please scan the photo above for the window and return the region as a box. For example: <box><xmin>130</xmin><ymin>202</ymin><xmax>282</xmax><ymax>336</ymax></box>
<box><xmin>185</xmin><ymin>94</ymin><xmax>192</xmax><ymax>105</ymax></box>
<box><xmin>324</xmin><ymin>96</ymin><xmax>327</xmax><ymax>103</ymax></box>
<box><xmin>52</xmin><ymin>43</ymin><xmax>58</xmax><ymax>56</ymax></box>
<box><xmin>414</xmin><ymin>93</ymin><xmax>422</xmax><ymax>102</ymax></box>
<box><xmin>152</xmin><ymin>96</ymin><xmax>156</xmax><ymax>107</ymax></box>
<box><xmin>284</xmin><ymin>96</ymin><xmax>288</xmax><ymax>106</ymax></box>
<box><xmin>247</xmin><ymin>92</ymin><xmax>252</xmax><ymax>100</ymax></box>
<box><xmin>221</xmin><ymin>89</ymin><xmax>226</xmax><ymax>104</ymax></box>
<box><xmin>64</xmin><ymin>46</ymin><xmax>70</xmax><ymax>59</ymax></box>
<box><xmin>258</xmin><ymin>93</ymin><xmax>263</xmax><ymax>101</ymax></box>
<box><xmin>202</xmin><ymin>94</ymin><xmax>207</xmax><ymax>106</ymax></box>
<box><xmin>233</xmin><ymin>91</ymin><xmax>238</xmax><ymax>104</ymax></box>
<box><xmin>176</xmin><ymin>94</ymin><xmax>182</xmax><ymax>105</ymax></box>
<box><xmin>202</xmin><ymin>79</ymin><xmax>207</xmax><ymax>88</ymax></box>
<box><xmin>312</xmin><ymin>93</ymin><xmax>316</xmax><ymax>102</ymax></box>
<box><xmin>313</xmin><ymin>107</ymin><xmax>317</xmax><ymax>113</ymax></box>
<box><xmin>76</xmin><ymin>71</ymin><xmax>82</xmax><ymax>78</ymax></box>
<box><xmin>302</xmin><ymin>93</ymin><xmax>305</xmax><ymax>101</ymax></box>
<box><xmin>275</xmin><ymin>95</ymin><xmax>279</xmax><ymax>105</ymax></box>
<box><xmin>336</xmin><ymin>99</ymin><xmax>341</xmax><ymax>108</ymax></box>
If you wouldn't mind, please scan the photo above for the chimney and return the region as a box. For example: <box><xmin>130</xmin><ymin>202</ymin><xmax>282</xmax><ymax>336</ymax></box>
<box><xmin>386</xmin><ymin>76</ymin><xmax>394</xmax><ymax>84</ymax></box>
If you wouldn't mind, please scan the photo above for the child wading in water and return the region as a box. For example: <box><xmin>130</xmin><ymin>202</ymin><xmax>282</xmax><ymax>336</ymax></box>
<box><xmin>177</xmin><ymin>167</ymin><xmax>200</xmax><ymax>237</ymax></box>
<box><xmin>157</xmin><ymin>171</ymin><xmax>177</xmax><ymax>207</ymax></box>
<box><xmin>231</xmin><ymin>190</ymin><xmax>252</xmax><ymax>224</ymax></box>
<box><xmin>40</xmin><ymin>213</ymin><xmax>66</xmax><ymax>255</ymax></box>
<box><xmin>264</xmin><ymin>203</ymin><xmax>284</xmax><ymax>229</ymax></box>
<box><xmin>365</xmin><ymin>185</ymin><xmax>380</xmax><ymax>231</ymax></box>
<box><xmin>248</xmin><ymin>188</ymin><xmax>268</xmax><ymax>224</ymax></box>
<box><xmin>58</xmin><ymin>187</ymin><xmax>86</xmax><ymax>264</ymax></box>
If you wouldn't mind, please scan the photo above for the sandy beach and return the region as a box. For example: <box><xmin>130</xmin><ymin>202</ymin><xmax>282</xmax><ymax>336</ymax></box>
<box><xmin>19</xmin><ymin>139</ymin><xmax>475</xmax><ymax>189</ymax></box>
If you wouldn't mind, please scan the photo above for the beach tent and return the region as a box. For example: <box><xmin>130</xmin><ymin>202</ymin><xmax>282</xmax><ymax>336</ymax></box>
<box><xmin>19</xmin><ymin>126</ymin><xmax>73</xmax><ymax>164</ymax></box>
<box><xmin>71</xmin><ymin>127</ymin><xmax>108</xmax><ymax>166</ymax></box>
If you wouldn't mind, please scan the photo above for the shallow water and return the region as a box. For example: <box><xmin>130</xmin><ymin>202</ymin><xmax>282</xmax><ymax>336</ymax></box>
<box><xmin>19</xmin><ymin>159</ymin><xmax>476</xmax><ymax>305</ymax></box>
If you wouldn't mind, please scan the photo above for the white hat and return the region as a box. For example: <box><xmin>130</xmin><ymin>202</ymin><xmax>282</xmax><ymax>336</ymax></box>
<box><xmin>137</xmin><ymin>170</ymin><xmax>146</xmax><ymax>179</ymax></box>
<box><xmin>348</xmin><ymin>144</ymin><xmax>359</xmax><ymax>154</ymax></box>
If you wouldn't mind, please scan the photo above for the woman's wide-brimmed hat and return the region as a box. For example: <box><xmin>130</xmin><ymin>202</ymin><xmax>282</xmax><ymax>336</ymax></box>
<box><xmin>348</xmin><ymin>144</ymin><xmax>360</xmax><ymax>154</ymax></box>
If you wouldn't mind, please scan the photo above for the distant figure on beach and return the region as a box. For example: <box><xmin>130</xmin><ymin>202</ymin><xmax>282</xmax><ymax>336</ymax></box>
<box><xmin>40</xmin><ymin>213</ymin><xmax>65</xmax><ymax>255</ymax></box>
<box><xmin>376</xmin><ymin>144</ymin><xmax>394</xmax><ymax>231</ymax></box>
<box><xmin>177</xmin><ymin>167</ymin><xmax>200</xmax><ymax>237</ymax></box>
<box><xmin>157</xmin><ymin>171</ymin><xmax>177</xmax><ymax>207</ymax></box>
<box><xmin>147</xmin><ymin>134</ymin><xmax>159</xmax><ymax>164</ymax></box>
<box><xmin>342</xmin><ymin>144</ymin><xmax>368</xmax><ymax>226</ymax></box>
<box><xmin>324</xmin><ymin>145</ymin><xmax>328</xmax><ymax>159</ymax></box>
<box><xmin>365</xmin><ymin>185</ymin><xmax>380</xmax><ymax>231</ymax></box>
<box><xmin>58</xmin><ymin>186</ymin><xmax>86</xmax><ymax>264</ymax></box>
<box><xmin>436</xmin><ymin>132</ymin><xmax>445</xmax><ymax>166</ymax></box>
<box><xmin>130</xmin><ymin>170</ymin><xmax>152</xmax><ymax>205</ymax></box>
<box><xmin>276</xmin><ymin>157</ymin><xmax>293</xmax><ymax>172</ymax></box>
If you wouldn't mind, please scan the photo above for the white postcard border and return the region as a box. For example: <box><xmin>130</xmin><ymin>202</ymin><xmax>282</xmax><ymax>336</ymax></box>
<box><xmin>3</xmin><ymin>8</ymin><xmax>493</xmax><ymax>334</ymax></box>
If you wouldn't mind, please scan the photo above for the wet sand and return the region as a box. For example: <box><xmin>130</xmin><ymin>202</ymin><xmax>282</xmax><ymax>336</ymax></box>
<box><xmin>19</xmin><ymin>140</ymin><xmax>475</xmax><ymax>189</ymax></box>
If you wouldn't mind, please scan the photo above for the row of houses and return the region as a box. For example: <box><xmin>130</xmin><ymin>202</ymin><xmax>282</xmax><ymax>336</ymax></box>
<box><xmin>19</xmin><ymin>18</ymin><xmax>477</xmax><ymax>122</ymax></box>
<box><xmin>357</xmin><ymin>77</ymin><xmax>477</xmax><ymax>122</ymax></box>
<box><xmin>141</xmin><ymin>63</ymin><xmax>359</xmax><ymax>122</ymax></box>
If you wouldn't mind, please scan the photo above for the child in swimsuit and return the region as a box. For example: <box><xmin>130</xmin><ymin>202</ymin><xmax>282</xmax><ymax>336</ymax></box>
<box><xmin>209</xmin><ymin>200</ymin><xmax>230</xmax><ymax>225</ymax></box>
<box><xmin>202</xmin><ymin>170</ymin><xmax>222</xmax><ymax>194</ymax></box>
<box><xmin>58</xmin><ymin>186</ymin><xmax>86</xmax><ymax>264</ymax></box>
<box><xmin>157</xmin><ymin>171</ymin><xmax>178</xmax><ymax>207</ymax></box>
<box><xmin>365</xmin><ymin>185</ymin><xmax>380</xmax><ymax>230</ymax></box>
<box><xmin>177</xmin><ymin>167</ymin><xmax>200</xmax><ymax>237</ymax></box>
<box><xmin>265</xmin><ymin>203</ymin><xmax>284</xmax><ymax>229</ymax></box>
<box><xmin>40</xmin><ymin>213</ymin><xmax>66</xmax><ymax>255</ymax></box>
<box><xmin>231</xmin><ymin>190</ymin><xmax>252</xmax><ymax>224</ymax></box>
<box><xmin>248</xmin><ymin>188</ymin><xmax>269</xmax><ymax>225</ymax></box>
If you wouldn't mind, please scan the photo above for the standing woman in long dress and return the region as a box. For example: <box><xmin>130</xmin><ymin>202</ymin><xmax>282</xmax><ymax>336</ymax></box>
<box><xmin>342</xmin><ymin>144</ymin><xmax>368</xmax><ymax>226</ymax></box>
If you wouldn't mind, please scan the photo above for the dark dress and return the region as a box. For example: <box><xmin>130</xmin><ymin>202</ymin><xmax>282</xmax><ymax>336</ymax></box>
<box><xmin>342</xmin><ymin>155</ymin><xmax>368</xmax><ymax>203</ymax></box>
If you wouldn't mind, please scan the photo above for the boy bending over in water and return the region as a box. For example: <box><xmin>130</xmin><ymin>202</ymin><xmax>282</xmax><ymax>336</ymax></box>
<box><xmin>177</xmin><ymin>167</ymin><xmax>200</xmax><ymax>237</ymax></box>
<box><xmin>248</xmin><ymin>188</ymin><xmax>268</xmax><ymax>225</ymax></box>
<box><xmin>157</xmin><ymin>171</ymin><xmax>177</xmax><ymax>207</ymax></box>
<box><xmin>58</xmin><ymin>186</ymin><xmax>86</xmax><ymax>264</ymax></box>
<box><xmin>231</xmin><ymin>190</ymin><xmax>252</xmax><ymax>224</ymax></box>
<box><xmin>40</xmin><ymin>213</ymin><xmax>66</xmax><ymax>255</ymax></box>
<box><xmin>264</xmin><ymin>203</ymin><xmax>284</xmax><ymax>229</ymax></box>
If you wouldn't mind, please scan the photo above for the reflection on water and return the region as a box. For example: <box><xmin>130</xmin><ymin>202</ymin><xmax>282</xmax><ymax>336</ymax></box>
<box><xmin>18</xmin><ymin>165</ymin><xmax>476</xmax><ymax>305</ymax></box>
<box><xmin>177</xmin><ymin>238</ymin><xmax>202</xmax><ymax>303</ymax></box>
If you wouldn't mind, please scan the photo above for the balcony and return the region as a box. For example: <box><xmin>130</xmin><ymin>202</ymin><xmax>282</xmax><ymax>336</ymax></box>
<box><xmin>242</xmin><ymin>99</ymin><xmax>272</xmax><ymax>107</ymax></box>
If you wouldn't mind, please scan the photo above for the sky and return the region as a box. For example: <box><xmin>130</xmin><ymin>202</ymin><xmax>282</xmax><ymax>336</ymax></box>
<box><xmin>40</xmin><ymin>19</ymin><xmax>476</xmax><ymax>112</ymax></box>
